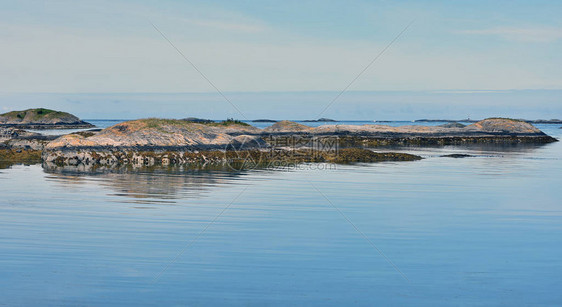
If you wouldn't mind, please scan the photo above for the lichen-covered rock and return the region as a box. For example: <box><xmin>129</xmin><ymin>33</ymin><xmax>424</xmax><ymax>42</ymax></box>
<box><xmin>45</xmin><ymin>118</ymin><xmax>262</xmax><ymax>150</ymax></box>
<box><xmin>263</xmin><ymin>120</ymin><xmax>313</xmax><ymax>133</ymax></box>
<box><xmin>465</xmin><ymin>118</ymin><xmax>542</xmax><ymax>134</ymax></box>
<box><xmin>1</xmin><ymin>127</ymin><xmax>56</xmax><ymax>150</ymax></box>
<box><xmin>0</xmin><ymin>148</ymin><xmax>42</xmax><ymax>169</ymax></box>
<box><xmin>439</xmin><ymin>122</ymin><xmax>466</xmax><ymax>128</ymax></box>
<box><xmin>322</xmin><ymin>148</ymin><xmax>422</xmax><ymax>163</ymax></box>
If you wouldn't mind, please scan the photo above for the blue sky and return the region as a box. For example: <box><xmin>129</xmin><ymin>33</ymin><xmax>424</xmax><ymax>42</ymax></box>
<box><xmin>0</xmin><ymin>0</ymin><xmax>561</xmax><ymax>119</ymax></box>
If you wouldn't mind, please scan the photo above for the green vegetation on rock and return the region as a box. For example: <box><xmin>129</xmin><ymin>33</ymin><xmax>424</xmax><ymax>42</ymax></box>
<box><xmin>217</xmin><ymin>118</ymin><xmax>250</xmax><ymax>126</ymax></box>
<box><xmin>1</xmin><ymin>108</ymin><xmax>72</xmax><ymax>122</ymax></box>
<box><xmin>0</xmin><ymin>108</ymin><xmax>93</xmax><ymax>128</ymax></box>
<box><xmin>136</xmin><ymin>118</ymin><xmax>250</xmax><ymax>129</ymax></box>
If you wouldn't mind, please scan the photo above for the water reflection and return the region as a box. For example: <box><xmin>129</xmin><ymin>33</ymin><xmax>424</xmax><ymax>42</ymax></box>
<box><xmin>0</xmin><ymin>161</ymin><xmax>38</xmax><ymax>170</ymax></box>
<box><xmin>39</xmin><ymin>141</ymin><xmax>557</xmax><ymax>204</ymax></box>
<box><xmin>1</xmin><ymin>132</ymin><xmax>561</xmax><ymax>305</ymax></box>
<box><xmin>42</xmin><ymin>162</ymin><xmax>253</xmax><ymax>204</ymax></box>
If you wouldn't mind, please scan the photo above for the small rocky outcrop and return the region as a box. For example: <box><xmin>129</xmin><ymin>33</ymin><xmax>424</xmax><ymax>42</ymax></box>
<box><xmin>1</xmin><ymin>127</ymin><xmax>56</xmax><ymax>150</ymax></box>
<box><xmin>439</xmin><ymin>122</ymin><xmax>466</xmax><ymax>128</ymax></box>
<box><xmin>465</xmin><ymin>118</ymin><xmax>541</xmax><ymax>134</ymax></box>
<box><xmin>0</xmin><ymin>127</ymin><xmax>40</xmax><ymax>141</ymax></box>
<box><xmin>263</xmin><ymin>120</ymin><xmax>313</xmax><ymax>133</ymax></box>
<box><xmin>0</xmin><ymin>108</ymin><xmax>94</xmax><ymax>129</ymax></box>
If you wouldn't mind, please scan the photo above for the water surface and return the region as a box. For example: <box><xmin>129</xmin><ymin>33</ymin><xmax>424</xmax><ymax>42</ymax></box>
<box><xmin>1</xmin><ymin>123</ymin><xmax>561</xmax><ymax>306</ymax></box>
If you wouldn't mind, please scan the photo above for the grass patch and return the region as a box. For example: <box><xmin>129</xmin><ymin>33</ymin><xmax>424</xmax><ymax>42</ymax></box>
<box><xmin>135</xmin><ymin>118</ymin><xmax>251</xmax><ymax>130</ymax></box>
<box><xmin>0</xmin><ymin>108</ymin><xmax>71</xmax><ymax>121</ymax></box>
<box><xmin>483</xmin><ymin>117</ymin><xmax>527</xmax><ymax>123</ymax></box>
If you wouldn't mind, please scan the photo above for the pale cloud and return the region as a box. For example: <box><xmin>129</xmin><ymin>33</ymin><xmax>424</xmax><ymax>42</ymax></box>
<box><xmin>1</xmin><ymin>21</ymin><xmax>561</xmax><ymax>93</ymax></box>
<box><xmin>460</xmin><ymin>27</ymin><xmax>562</xmax><ymax>42</ymax></box>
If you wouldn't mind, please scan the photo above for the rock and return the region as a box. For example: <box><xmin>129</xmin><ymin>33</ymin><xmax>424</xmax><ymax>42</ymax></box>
<box><xmin>44</xmin><ymin>118</ymin><xmax>261</xmax><ymax>150</ymax></box>
<box><xmin>466</xmin><ymin>118</ymin><xmax>541</xmax><ymax>134</ymax></box>
<box><xmin>439</xmin><ymin>122</ymin><xmax>466</xmax><ymax>128</ymax></box>
<box><xmin>263</xmin><ymin>120</ymin><xmax>313</xmax><ymax>133</ymax></box>
<box><xmin>40</xmin><ymin>117</ymin><xmax>556</xmax><ymax>167</ymax></box>
<box><xmin>0</xmin><ymin>148</ymin><xmax>42</xmax><ymax>169</ymax></box>
<box><xmin>0</xmin><ymin>127</ymin><xmax>40</xmax><ymax>141</ymax></box>
<box><xmin>324</xmin><ymin>148</ymin><xmax>422</xmax><ymax>163</ymax></box>
<box><xmin>0</xmin><ymin>127</ymin><xmax>56</xmax><ymax>150</ymax></box>
<box><xmin>0</xmin><ymin>108</ymin><xmax>94</xmax><ymax>129</ymax></box>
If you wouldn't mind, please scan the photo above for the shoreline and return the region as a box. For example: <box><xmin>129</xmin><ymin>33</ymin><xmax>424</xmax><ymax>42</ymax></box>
<box><xmin>0</xmin><ymin>123</ymin><xmax>95</xmax><ymax>130</ymax></box>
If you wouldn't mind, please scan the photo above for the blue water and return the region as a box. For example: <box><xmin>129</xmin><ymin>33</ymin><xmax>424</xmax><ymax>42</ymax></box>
<box><xmin>1</xmin><ymin>123</ymin><xmax>561</xmax><ymax>305</ymax></box>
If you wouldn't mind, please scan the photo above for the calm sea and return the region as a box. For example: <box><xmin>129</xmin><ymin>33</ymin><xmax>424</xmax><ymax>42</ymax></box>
<box><xmin>1</xmin><ymin>121</ymin><xmax>561</xmax><ymax>306</ymax></box>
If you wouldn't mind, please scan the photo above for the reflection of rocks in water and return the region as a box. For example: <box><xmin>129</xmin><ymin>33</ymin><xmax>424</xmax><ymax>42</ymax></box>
<box><xmin>0</xmin><ymin>148</ymin><xmax>42</xmax><ymax>169</ymax></box>
<box><xmin>0</xmin><ymin>161</ymin><xmax>39</xmax><ymax>170</ymax></box>
<box><xmin>441</xmin><ymin>154</ymin><xmax>473</xmax><ymax>158</ymax></box>
<box><xmin>42</xmin><ymin>162</ymin><xmax>249</xmax><ymax>203</ymax></box>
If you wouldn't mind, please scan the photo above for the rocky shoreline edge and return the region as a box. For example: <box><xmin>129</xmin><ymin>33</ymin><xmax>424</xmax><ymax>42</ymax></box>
<box><xmin>0</xmin><ymin>123</ymin><xmax>95</xmax><ymax>129</ymax></box>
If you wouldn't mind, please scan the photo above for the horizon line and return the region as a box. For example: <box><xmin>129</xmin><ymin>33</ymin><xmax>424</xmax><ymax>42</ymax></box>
<box><xmin>2</xmin><ymin>88</ymin><xmax>562</xmax><ymax>96</ymax></box>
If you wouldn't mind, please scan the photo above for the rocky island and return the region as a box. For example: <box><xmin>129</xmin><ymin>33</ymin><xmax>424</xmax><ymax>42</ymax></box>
<box><xmin>0</xmin><ymin>108</ymin><xmax>94</xmax><ymax>129</ymax></box>
<box><xmin>36</xmin><ymin>117</ymin><xmax>556</xmax><ymax>167</ymax></box>
<box><xmin>0</xmin><ymin>109</ymin><xmax>556</xmax><ymax>169</ymax></box>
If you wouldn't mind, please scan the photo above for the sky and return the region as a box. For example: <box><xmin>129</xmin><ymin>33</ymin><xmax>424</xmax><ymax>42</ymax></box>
<box><xmin>0</xmin><ymin>0</ymin><xmax>561</xmax><ymax>119</ymax></box>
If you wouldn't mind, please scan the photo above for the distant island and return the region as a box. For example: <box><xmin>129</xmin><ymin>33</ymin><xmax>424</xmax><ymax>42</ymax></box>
<box><xmin>181</xmin><ymin>117</ymin><xmax>214</xmax><ymax>124</ymax></box>
<box><xmin>0</xmin><ymin>108</ymin><xmax>94</xmax><ymax>129</ymax></box>
<box><xmin>302</xmin><ymin>118</ymin><xmax>337</xmax><ymax>122</ymax></box>
<box><xmin>415</xmin><ymin>118</ymin><xmax>562</xmax><ymax>124</ymax></box>
<box><xmin>252</xmin><ymin>119</ymin><xmax>278</xmax><ymax>123</ymax></box>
